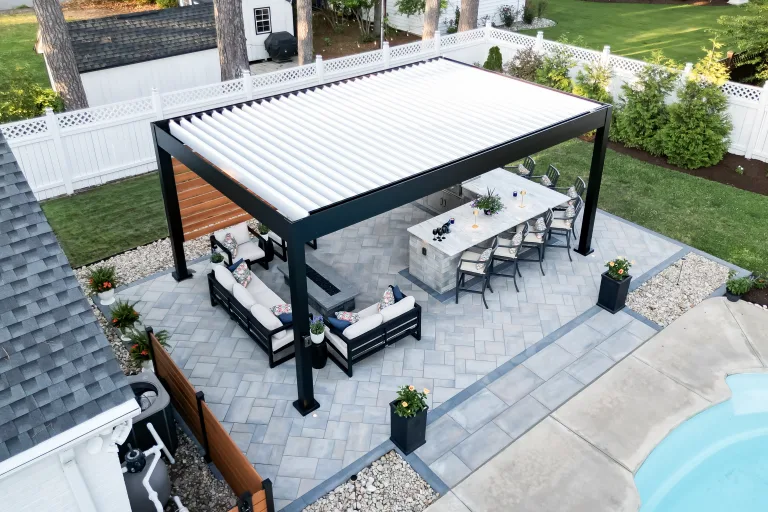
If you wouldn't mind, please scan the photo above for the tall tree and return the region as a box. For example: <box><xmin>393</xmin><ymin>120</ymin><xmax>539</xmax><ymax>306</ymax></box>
<box><xmin>422</xmin><ymin>0</ymin><xmax>440</xmax><ymax>39</ymax></box>
<box><xmin>458</xmin><ymin>0</ymin><xmax>477</xmax><ymax>32</ymax></box>
<box><xmin>33</xmin><ymin>0</ymin><xmax>88</xmax><ymax>111</ymax></box>
<box><xmin>373</xmin><ymin>0</ymin><xmax>383</xmax><ymax>43</ymax></box>
<box><xmin>297</xmin><ymin>0</ymin><xmax>313</xmax><ymax>65</ymax></box>
<box><xmin>213</xmin><ymin>0</ymin><xmax>249</xmax><ymax>81</ymax></box>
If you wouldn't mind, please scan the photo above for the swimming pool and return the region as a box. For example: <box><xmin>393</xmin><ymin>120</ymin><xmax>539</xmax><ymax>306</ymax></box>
<box><xmin>635</xmin><ymin>373</ymin><xmax>768</xmax><ymax>511</ymax></box>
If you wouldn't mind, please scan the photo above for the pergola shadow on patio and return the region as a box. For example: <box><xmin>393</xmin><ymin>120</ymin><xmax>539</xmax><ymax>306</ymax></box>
<box><xmin>152</xmin><ymin>57</ymin><xmax>612</xmax><ymax>415</ymax></box>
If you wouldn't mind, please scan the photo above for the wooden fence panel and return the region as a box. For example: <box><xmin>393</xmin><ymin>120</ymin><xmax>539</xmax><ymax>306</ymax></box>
<box><xmin>150</xmin><ymin>333</ymin><xmax>268</xmax><ymax>503</ymax></box>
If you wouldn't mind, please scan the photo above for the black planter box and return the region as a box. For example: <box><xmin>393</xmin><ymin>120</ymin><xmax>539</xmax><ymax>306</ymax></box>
<box><xmin>597</xmin><ymin>271</ymin><xmax>632</xmax><ymax>314</ymax></box>
<box><xmin>390</xmin><ymin>400</ymin><xmax>428</xmax><ymax>455</ymax></box>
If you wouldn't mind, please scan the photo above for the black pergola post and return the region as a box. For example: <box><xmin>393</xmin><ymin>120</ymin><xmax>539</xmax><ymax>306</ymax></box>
<box><xmin>576</xmin><ymin>107</ymin><xmax>612</xmax><ymax>256</ymax></box>
<box><xmin>153</xmin><ymin>127</ymin><xmax>191</xmax><ymax>282</ymax></box>
<box><xmin>286</xmin><ymin>241</ymin><xmax>319</xmax><ymax>415</ymax></box>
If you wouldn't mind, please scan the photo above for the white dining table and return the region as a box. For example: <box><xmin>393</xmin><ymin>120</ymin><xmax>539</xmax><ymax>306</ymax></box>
<box><xmin>407</xmin><ymin>168</ymin><xmax>569</xmax><ymax>293</ymax></box>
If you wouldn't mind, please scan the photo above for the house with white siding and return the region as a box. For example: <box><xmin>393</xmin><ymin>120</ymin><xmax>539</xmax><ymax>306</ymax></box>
<box><xmin>0</xmin><ymin>134</ymin><xmax>141</xmax><ymax>512</ymax></box>
<box><xmin>382</xmin><ymin>0</ymin><xmax>524</xmax><ymax>36</ymax></box>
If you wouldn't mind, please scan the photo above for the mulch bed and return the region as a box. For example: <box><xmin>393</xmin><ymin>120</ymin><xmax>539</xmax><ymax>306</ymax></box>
<box><xmin>744</xmin><ymin>287</ymin><xmax>768</xmax><ymax>307</ymax></box>
<box><xmin>583</xmin><ymin>0</ymin><xmax>729</xmax><ymax>5</ymax></box>
<box><xmin>312</xmin><ymin>12</ymin><xmax>420</xmax><ymax>60</ymax></box>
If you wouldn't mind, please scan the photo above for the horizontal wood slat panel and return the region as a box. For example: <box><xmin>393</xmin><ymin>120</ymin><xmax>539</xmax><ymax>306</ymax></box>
<box><xmin>178</xmin><ymin>182</ymin><xmax>217</xmax><ymax>202</ymax></box>
<box><xmin>179</xmin><ymin>189</ymin><xmax>222</xmax><ymax>211</ymax></box>
<box><xmin>183</xmin><ymin>208</ymin><xmax>249</xmax><ymax>233</ymax></box>
<box><xmin>183</xmin><ymin>214</ymin><xmax>251</xmax><ymax>241</ymax></box>
<box><xmin>182</xmin><ymin>203</ymin><xmax>244</xmax><ymax>228</ymax></box>
<box><xmin>181</xmin><ymin>195</ymin><xmax>232</xmax><ymax>217</ymax></box>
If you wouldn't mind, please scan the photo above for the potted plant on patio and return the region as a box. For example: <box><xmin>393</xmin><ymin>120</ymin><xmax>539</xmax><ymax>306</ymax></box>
<box><xmin>110</xmin><ymin>299</ymin><xmax>140</xmax><ymax>342</ymax></box>
<box><xmin>87</xmin><ymin>265</ymin><xmax>118</xmax><ymax>305</ymax></box>
<box><xmin>126</xmin><ymin>328</ymin><xmax>170</xmax><ymax>371</ymax></box>
<box><xmin>310</xmin><ymin>315</ymin><xmax>325</xmax><ymax>344</ymax></box>
<box><xmin>309</xmin><ymin>315</ymin><xmax>327</xmax><ymax>369</ymax></box>
<box><xmin>471</xmin><ymin>188</ymin><xmax>505</xmax><ymax>216</ymax></box>
<box><xmin>258</xmin><ymin>222</ymin><xmax>270</xmax><ymax>239</ymax></box>
<box><xmin>725</xmin><ymin>271</ymin><xmax>753</xmax><ymax>302</ymax></box>
<box><xmin>390</xmin><ymin>384</ymin><xmax>429</xmax><ymax>455</ymax></box>
<box><xmin>597</xmin><ymin>257</ymin><xmax>633</xmax><ymax>313</ymax></box>
<box><xmin>210</xmin><ymin>251</ymin><xmax>224</xmax><ymax>270</ymax></box>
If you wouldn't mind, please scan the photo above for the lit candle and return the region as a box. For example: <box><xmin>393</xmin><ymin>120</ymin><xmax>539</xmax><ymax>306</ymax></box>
<box><xmin>472</xmin><ymin>209</ymin><xmax>479</xmax><ymax>229</ymax></box>
<box><xmin>519</xmin><ymin>190</ymin><xmax>527</xmax><ymax>208</ymax></box>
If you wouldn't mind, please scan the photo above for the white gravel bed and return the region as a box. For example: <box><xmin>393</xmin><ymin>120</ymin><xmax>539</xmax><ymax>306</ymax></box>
<box><xmin>495</xmin><ymin>17</ymin><xmax>556</xmax><ymax>31</ymax></box>
<box><xmin>304</xmin><ymin>451</ymin><xmax>439</xmax><ymax>512</ymax></box>
<box><xmin>92</xmin><ymin>301</ymin><xmax>143</xmax><ymax>375</ymax></box>
<box><xmin>626</xmin><ymin>253</ymin><xmax>730</xmax><ymax>326</ymax></box>
<box><xmin>164</xmin><ymin>427</ymin><xmax>237</xmax><ymax>512</ymax></box>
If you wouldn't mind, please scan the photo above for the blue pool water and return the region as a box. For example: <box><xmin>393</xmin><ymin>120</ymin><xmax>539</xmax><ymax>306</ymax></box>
<box><xmin>635</xmin><ymin>373</ymin><xmax>768</xmax><ymax>511</ymax></box>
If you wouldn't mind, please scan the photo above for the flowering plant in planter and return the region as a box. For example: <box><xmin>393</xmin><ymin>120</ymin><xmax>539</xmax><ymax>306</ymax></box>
<box><xmin>126</xmin><ymin>328</ymin><xmax>169</xmax><ymax>362</ymax></box>
<box><xmin>87</xmin><ymin>265</ymin><xmax>117</xmax><ymax>294</ymax></box>
<box><xmin>310</xmin><ymin>315</ymin><xmax>325</xmax><ymax>336</ymax></box>
<box><xmin>605</xmin><ymin>256</ymin><xmax>633</xmax><ymax>281</ymax></box>
<box><xmin>110</xmin><ymin>299</ymin><xmax>140</xmax><ymax>330</ymax></box>
<box><xmin>394</xmin><ymin>385</ymin><xmax>429</xmax><ymax>418</ymax></box>
<box><xmin>471</xmin><ymin>188</ymin><xmax>505</xmax><ymax>215</ymax></box>
<box><xmin>725</xmin><ymin>271</ymin><xmax>753</xmax><ymax>302</ymax></box>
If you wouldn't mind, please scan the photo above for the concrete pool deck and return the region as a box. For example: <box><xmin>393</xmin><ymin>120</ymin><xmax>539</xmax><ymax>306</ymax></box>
<box><xmin>429</xmin><ymin>298</ymin><xmax>768</xmax><ymax>511</ymax></box>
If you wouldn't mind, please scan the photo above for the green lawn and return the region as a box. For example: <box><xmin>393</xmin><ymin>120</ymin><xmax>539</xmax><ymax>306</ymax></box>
<box><xmin>41</xmin><ymin>173</ymin><xmax>168</xmax><ymax>267</ymax></box>
<box><xmin>520</xmin><ymin>0</ymin><xmax>734</xmax><ymax>63</ymax></box>
<box><xmin>532</xmin><ymin>139</ymin><xmax>768</xmax><ymax>274</ymax></box>
<box><xmin>0</xmin><ymin>10</ymin><xmax>49</xmax><ymax>90</ymax></box>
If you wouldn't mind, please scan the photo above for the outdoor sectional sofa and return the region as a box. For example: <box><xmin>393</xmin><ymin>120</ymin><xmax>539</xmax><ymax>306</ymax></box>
<box><xmin>323</xmin><ymin>295</ymin><xmax>422</xmax><ymax>377</ymax></box>
<box><xmin>208</xmin><ymin>265</ymin><xmax>294</xmax><ymax>367</ymax></box>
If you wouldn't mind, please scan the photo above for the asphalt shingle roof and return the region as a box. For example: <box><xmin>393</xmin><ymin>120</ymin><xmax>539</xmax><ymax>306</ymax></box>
<box><xmin>0</xmin><ymin>134</ymin><xmax>134</xmax><ymax>462</ymax></box>
<box><xmin>67</xmin><ymin>4</ymin><xmax>216</xmax><ymax>73</ymax></box>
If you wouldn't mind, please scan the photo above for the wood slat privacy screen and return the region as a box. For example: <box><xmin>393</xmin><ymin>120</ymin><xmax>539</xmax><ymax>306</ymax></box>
<box><xmin>173</xmin><ymin>159</ymin><xmax>251</xmax><ymax>241</ymax></box>
<box><xmin>150</xmin><ymin>333</ymin><xmax>268</xmax><ymax>510</ymax></box>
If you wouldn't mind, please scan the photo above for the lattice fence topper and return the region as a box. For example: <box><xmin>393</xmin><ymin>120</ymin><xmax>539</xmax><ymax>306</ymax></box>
<box><xmin>390</xmin><ymin>40</ymin><xmax>425</xmax><ymax>61</ymax></box>
<box><xmin>252</xmin><ymin>64</ymin><xmax>317</xmax><ymax>89</ymax></box>
<box><xmin>489</xmin><ymin>29</ymin><xmax>536</xmax><ymax>48</ymax></box>
<box><xmin>722</xmin><ymin>82</ymin><xmax>762</xmax><ymax>103</ymax></box>
<box><xmin>442</xmin><ymin>29</ymin><xmax>485</xmax><ymax>48</ymax></box>
<box><xmin>57</xmin><ymin>97</ymin><xmax>154</xmax><ymax>130</ymax></box>
<box><xmin>162</xmin><ymin>79</ymin><xmax>244</xmax><ymax>109</ymax></box>
<box><xmin>608</xmin><ymin>55</ymin><xmax>648</xmax><ymax>75</ymax></box>
<box><xmin>324</xmin><ymin>49</ymin><xmax>384</xmax><ymax>74</ymax></box>
<box><xmin>0</xmin><ymin>117</ymin><xmax>49</xmax><ymax>140</ymax></box>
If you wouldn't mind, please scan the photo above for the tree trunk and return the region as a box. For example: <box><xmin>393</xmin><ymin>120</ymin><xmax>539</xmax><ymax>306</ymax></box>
<box><xmin>458</xmin><ymin>0</ymin><xmax>478</xmax><ymax>32</ymax></box>
<box><xmin>214</xmin><ymin>0</ymin><xmax>249</xmax><ymax>81</ymax></box>
<box><xmin>33</xmin><ymin>0</ymin><xmax>88</xmax><ymax>111</ymax></box>
<box><xmin>296</xmin><ymin>0</ymin><xmax>313</xmax><ymax>65</ymax></box>
<box><xmin>422</xmin><ymin>0</ymin><xmax>440</xmax><ymax>40</ymax></box>
<box><xmin>373</xmin><ymin>0</ymin><xmax>382</xmax><ymax>43</ymax></box>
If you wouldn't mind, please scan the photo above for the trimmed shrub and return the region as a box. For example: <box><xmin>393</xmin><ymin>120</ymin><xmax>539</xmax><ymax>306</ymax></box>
<box><xmin>483</xmin><ymin>46</ymin><xmax>504</xmax><ymax>72</ymax></box>
<box><xmin>156</xmin><ymin>0</ymin><xmax>178</xmax><ymax>8</ymax></box>
<box><xmin>535</xmin><ymin>43</ymin><xmax>573</xmax><ymax>92</ymax></box>
<box><xmin>505</xmin><ymin>46</ymin><xmax>543</xmax><ymax>82</ymax></box>
<box><xmin>0</xmin><ymin>70</ymin><xmax>63</xmax><ymax>123</ymax></box>
<box><xmin>612</xmin><ymin>51</ymin><xmax>679</xmax><ymax>156</ymax></box>
<box><xmin>522</xmin><ymin>0</ymin><xmax>535</xmax><ymax>24</ymax></box>
<box><xmin>573</xmin><ymin>61</ymin><xmax>613</xmax><ymax>103</ymax></box>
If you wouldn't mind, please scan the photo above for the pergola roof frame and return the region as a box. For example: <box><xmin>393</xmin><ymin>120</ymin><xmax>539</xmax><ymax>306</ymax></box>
<box><xmin>152</xmin><ymin>57</ymin><xmax>612</xmax><ymax>415</ymax></box>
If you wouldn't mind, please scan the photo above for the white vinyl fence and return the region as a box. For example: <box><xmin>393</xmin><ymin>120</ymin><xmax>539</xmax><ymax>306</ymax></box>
<box><xmin>2</xmin><ymin>24</ymin><xmax>767</xmax><ymax>201</ymax></box>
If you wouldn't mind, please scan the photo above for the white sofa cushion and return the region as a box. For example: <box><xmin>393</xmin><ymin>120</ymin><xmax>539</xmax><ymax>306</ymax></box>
<box><xmin>213</xmin><ymin>264</ymin><xmax>237</xmax><ymax>293</ymax></box>
<box><xmin>214</xmin><ymin>222</ymin><xmax>250</xmax><ymax>246</ymax></box>
<box><xmin>343</xmin><ymin>314</ymin><xmax>383</xmax><ymax>339</ymax></box>
<box><xmin>254</xmin><ymin>286</ymin><xmax>285</xmax><ymax>310</ymax></box>
<box><xmin>232</xmin><ymin>283</ymin><xmax>256</xmax><ymax>310</ymax></box>
<box><xmin>237</xmin><ymin>240</ymin><xmax>265</xmax><ymax>262</ymax></box>
<box><xmin>273</xmin><ymin>329</ymin><xmax>293</xmax><ymax>351</ymax></box>
<box><xmin>357</xmin><ymin>303</ymin><xmax>380</xmax><ymax>319</ymax></box>
<box><xmin>250</xmin><ymin>303</ymin><xmax>282</xmax><ymax>330</ymax></box>
<box><xmin>380</xmin><ymin>296</ymin><xmax>416</xmax><ymax>323</ymax></box>
<box><xmin>324</xmin><ymin>327</ymin><xmax>347</xmax><ymax>358</ymax></box>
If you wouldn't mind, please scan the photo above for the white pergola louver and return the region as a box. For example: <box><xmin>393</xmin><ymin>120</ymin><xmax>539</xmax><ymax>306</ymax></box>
<box><xmin>169</xmin><ymin>59</ymin><xmax>599</xmax><ymax>221</ymax></box>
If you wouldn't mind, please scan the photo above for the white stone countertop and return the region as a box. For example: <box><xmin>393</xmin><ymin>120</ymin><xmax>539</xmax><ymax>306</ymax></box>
<box><xmin>407</xmin><ymin>168</ymin><xmax>569</xmax><ymax>257</ymax></box>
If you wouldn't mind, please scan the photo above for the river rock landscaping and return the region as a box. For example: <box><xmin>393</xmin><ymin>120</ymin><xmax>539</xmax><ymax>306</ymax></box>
<box><xmin>303</xmin><ymin>451</ymin><xmax>439</xmax><ymax>512</ymax></box>
<box><xmin>626</xmin><ymin>253</ymin><xmax>730</xmax><ymax>326</ymax></box>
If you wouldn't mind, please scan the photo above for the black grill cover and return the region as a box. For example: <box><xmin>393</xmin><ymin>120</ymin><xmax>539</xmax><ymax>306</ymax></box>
<box><xmin>265</xmin><ymin>31</ymin><xmax>298</xmax><ymax>62</ymax></box>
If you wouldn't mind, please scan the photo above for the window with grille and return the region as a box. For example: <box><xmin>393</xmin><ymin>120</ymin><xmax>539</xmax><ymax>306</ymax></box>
<box><xmin>254</xmin><ymin>7</ymin><xmax>271</xmax><ymax>35</ymax></box>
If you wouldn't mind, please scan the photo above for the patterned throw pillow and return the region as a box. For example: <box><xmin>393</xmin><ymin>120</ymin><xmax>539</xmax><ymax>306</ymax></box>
<box><xmin>221</xmin><ymin>233</ymin><xmax>238</xmax><ymax>258</ymax></box>
<box><xmin>564</xmin><ymin>204</ymin><xmax>576</xmax><ymax>228</ymax></box>
<box><xmin>476</xmin><ymin>248</ymin><xmax>492</xmax><ymax>271</ymax></box>
<box><xmin>567</xmin><ymin>186</ymin><xmax>578</xmax><ymax>199</ymax></box>
<box><xmin>518</xmin><ymin>164</ymin><xmax>531</xmax><ymax>177</ymax></box>
<box><xmin>271</xmin><ymin>303</ymin><xmax>292</xmax><ymax>316</ymax></box>
<box><xmin>231</xmin><ymin>261</ymin><xmax>252</xmax><ymax>287</ymax></box>
<box><xmin>540</xmin><ymin>175</ymin><xmax>552</xmax><ymax>187</ymax></box>
<box><xmin>379</xmin><ymin>286</ymin><xmax>395</xmax><ymax>311</ymax></box>
<box><xmin>510</xmin><ymin>232</ymin><xmax>523</xmax><ymax>256</ymax></box>
<box><xmin>335</xmin><ymin>311</ymin><xmax>359</xmax><ymax>324</ymax></box>
<box><xmin>534</xmin><ymin>217</ymin><xmax>547</xmax><ymax>240</ymax></box>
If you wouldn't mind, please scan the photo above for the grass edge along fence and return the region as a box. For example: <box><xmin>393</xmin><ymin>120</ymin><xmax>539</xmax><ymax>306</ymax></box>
<box><xmin>146</xmin><ymin>327</ymin><xmax>275</xmax><ymax>512</ymax></box>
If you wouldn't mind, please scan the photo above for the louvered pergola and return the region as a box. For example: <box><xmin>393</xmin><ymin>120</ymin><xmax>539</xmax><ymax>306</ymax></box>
<box><xmin>152</xmin><ymin>58</ymin><xmax>612</xmax><ymax>415</ymax></box>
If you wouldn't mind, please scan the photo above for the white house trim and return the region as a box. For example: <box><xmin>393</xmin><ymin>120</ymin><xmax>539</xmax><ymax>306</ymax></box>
<box><xmin>60</xmin><ymin>449</ymin><xmax>98</xmax><ymax>512</ymax></box>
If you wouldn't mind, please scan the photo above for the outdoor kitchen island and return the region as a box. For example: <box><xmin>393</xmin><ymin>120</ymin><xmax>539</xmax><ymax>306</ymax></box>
<box><xmin>407</xmin><ymin>168</ymin><xmax>570</xmax><ymax>293</ymax></box>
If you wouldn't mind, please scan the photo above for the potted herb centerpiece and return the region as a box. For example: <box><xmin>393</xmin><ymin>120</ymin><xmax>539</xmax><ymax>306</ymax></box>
<box><xmin>471</xmin><ymin>188</ymin><xmax>504</xmax><ymax>216</ymax></box>
<box><xmin>87</xmin><ymin>265</ymin><xmax>118</xmax><ymax>305</ymax></box>
<box><xmin>390</xmin><ymin>384</ymin><xmax>429</xmax><ymax>454</ymax></box>
<box><xmin>597</xmin><ymin>257</ymin><xmax>633</xmax><ymax>313</ymax></box>
<box><xmin>725</xmin><ymin>271</ymin><xmax>753</xmax><ymax>302</ymax></box>
<box><xmin>211</xmin><ymin>251</ymin><xmax>224</xmax><ymax>270</ymax></box>
<box><xmin>111</xmin><ymin>299</ymin><xmax>140</xmax><ymax>341</ymax></box>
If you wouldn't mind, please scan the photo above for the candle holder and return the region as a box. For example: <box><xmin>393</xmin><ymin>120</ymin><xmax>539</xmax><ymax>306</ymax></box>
<box><xmin>472</xmin><ymin>209</ymin><xmax>479</xmax><ymax>229</ymax></box>
<box><xmin>518</xmin><ymin>190</ymin><xmax>527</xmax><ymax>208</ymax></box>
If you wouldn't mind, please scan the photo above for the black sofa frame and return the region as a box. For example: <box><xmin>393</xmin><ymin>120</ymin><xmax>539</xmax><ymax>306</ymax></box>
<box><xmin>208</xmin><ymin>271</ymin><xmax>294</xmax><ymax>367</ymax></box>
<box><xmin>270</xmin><ymin>235</ymin><xmax>318</xmax><ymax>262</ymax></box>
<box><xmin>324</xmin><ymin>300</ymin><xmax>422</xmax><ymax>377</ymax></box>
<box><xmin>211</xmin><ymin>225</ymin><xmax>274</xmax><ymax>270</ymax></box>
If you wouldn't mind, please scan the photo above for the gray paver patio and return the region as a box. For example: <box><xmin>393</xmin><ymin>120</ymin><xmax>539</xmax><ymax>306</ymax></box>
<box><xmin>112</xmin><ymin>204</ymin><xmax>680</xmax><ymax>508</ymax></box>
